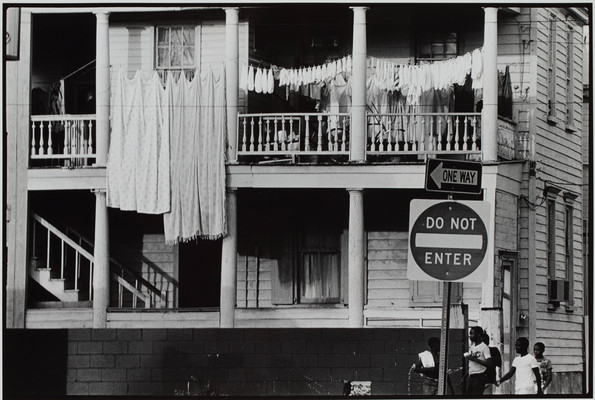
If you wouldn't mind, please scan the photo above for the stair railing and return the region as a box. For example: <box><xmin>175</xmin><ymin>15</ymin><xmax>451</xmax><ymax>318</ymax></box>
<box><xmin>31</xmin><ymin>213</ymin><xmax>94</xmax><ymax>300</ymax></box>
<box><xmin>64</xmin><ymin>224</ymin><xmax>168</xmax><ymax>308</ymax></box>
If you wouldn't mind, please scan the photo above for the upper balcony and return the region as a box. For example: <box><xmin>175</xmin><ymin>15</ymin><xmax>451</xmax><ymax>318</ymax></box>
<box><xmin>25</xmin><ymin>6</ymin><xmax>530</xmax><ymax>174</ymax></box>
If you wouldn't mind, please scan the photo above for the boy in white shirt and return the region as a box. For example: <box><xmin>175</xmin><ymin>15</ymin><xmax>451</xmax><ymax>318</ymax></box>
<box><xmin>464</xmin><ymin>326</ymin><xmax>493</xmax><ymax>395</ymax></box>
<box><xmin>497</xmin><ymin>337</ymin><xmax>543</xmax><ymax>395</ymax></box>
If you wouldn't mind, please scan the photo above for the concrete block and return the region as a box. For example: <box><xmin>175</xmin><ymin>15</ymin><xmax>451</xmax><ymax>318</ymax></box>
<box><xmin>281</xmin><ymin>340</ymin><xmax>307</xmax><ymax>354</ymax></box>
<box><xmin>77</xmin><ymin>368</ymin><xmax>102</xmax><ymax>382</ymax></box>
<box><xmin>101</xmin><ymin>368</ymin><xmax>127</xmax><ymax>382</ymax></box>
<box><xmin>318</xmin><ymin>354</ymin><xmax>344</xmax><ymax>368</ymax></box>
<box><xmin>115</xmin><ymin>329</ymin><xmax>142</xmax><ymax>341</ymax></box>
<box><xmin>103</xmin><ymin>340</ymin><xmax>128</xmax><ymax>354</ymax></box>
<box><xmin>167</xmin><ymin>329</ymin><xmax>192</xmax><ymax>341</ymax></box>
<box><xmin>142</xmin><ymin>329</ymin><xmax>168</xmax><ymax>341</ymax></box>
<box><xmin>115</xmin><ymin>354</ymin><xmax>140</xmax><ymax>368</ymax></box>
<box><xmin>77</xmin><ymin>341</ymin><xmax>103</xmax><ymax>355</ymax></box>
<box><xmin>129</xmin><ymin>341</ymin><xmax>154</xmax><ymax>354</ymax></box>
<box><xmin>67</xmin><ymin>354</ymin><xmax>90</xmax><ymax>368</ymax></box>
<box><xmin>89</xmin><ymin>354</ymin><xmax>115</xmax><ymax>368</ymax></box>
<box><xmin>91</xmin><ymin>329</ymin><xmax>116</xmax><ymax>341</ymax></box>
<box><xmin>69</xmin><ymin>329</ymin><xmax>91</xmax><ymax>341</ymax></box>
<box><xmin>67</xmin><ymin>381</ymin><xmax>89</xmax><ymax>395</ymax></box>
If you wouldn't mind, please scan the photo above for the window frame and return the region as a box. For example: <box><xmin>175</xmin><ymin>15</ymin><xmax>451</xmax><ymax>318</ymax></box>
<box><xmin>547</xmin><ymin>14</ymin><xmax>558</xmax><ymax>121</ymax></box>
<box><xmin>565</xmin><ymin>24</ymin><xmax>575</xmax><ymax>128</ymax></box>
<box><xmin>154</xmin><ymin>25</ymin><xmax>199</xmax><ymax>82</ymax></box>
<box><xmin>564</xmin><ymin>192</ymin><xmax>578</xmax><ymax>310</ymax></box>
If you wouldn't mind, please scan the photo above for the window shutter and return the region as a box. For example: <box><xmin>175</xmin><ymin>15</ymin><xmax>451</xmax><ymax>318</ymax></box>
<box><xmin>272</xmin><ymin>231</ymin><xmax>294</xmax><ymax>305</ymax></box>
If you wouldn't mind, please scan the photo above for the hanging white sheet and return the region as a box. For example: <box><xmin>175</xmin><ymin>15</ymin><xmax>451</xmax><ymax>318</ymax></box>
<box><xmin>107</xmin><ymin>70</ymin><xmax>170</xmax><ymax>214</ymax></box>
<box><xmin>162</xmin><ymin>67</ymin><xmax>227</xmax><ymax>243</ymax></box>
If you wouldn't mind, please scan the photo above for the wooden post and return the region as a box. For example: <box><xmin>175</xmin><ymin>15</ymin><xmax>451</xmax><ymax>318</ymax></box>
<box><xmin>94</xmin><ymin>11</ymin><xmax>110</xmax><ymax>166</ymax></box>
<box><xmin>220</xmin><ymin>189</ymin><xmax>238</xmax><ymax>327</ymax></box>
<box><xmin>349</xmin><ymin>7</ymin><xmax>368</xmax><ymax>162</ymax></box>
<box><xmin>482</xmin><ymin>7</ymin><xmax>498</xmax><ymax>161</ymax></box>
<box><xmin>225</xmin><ymin>8</ymin><xmax>239</xmax><ymax>163</ymax></box>
<box><xmin>93</xmin><ymin>189</ymin><xmax>110</xmax><ymax>328</ymax></box>
<box><xmin>348</xmin><ymin>189</ymin><xmax>365</xmax><ymax>327</ymax></box>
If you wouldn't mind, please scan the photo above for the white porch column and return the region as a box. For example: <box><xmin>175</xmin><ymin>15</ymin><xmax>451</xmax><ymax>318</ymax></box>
<box><xmin>92</xmin><ymin>189</ymin><xmax>110</xmax><ymax>328</ymax></box>
<box><xmin>220</xmin><ymin>188</ymin><xmax>238</xmax><ymax>327</ymax></box>
<box><xmin>482</xmin><ymin>7</ymin><xmax>498</xmax><ymax>161</ymax></box>
<box><xmin>350</xmin><ymin>7</ymin><xmax>368</xmax><ymax>162</ymax></box>
<box><xmin>225</xmin><ymin>8</ymin><xmax>239</xmax><ymax>162</ymax></box>
<box><xmin>348</xmin><ymin>189</ymin><xmax>365</xmax><ymax>327</ymax></box>
<box><xmin>94</xmin><ymin>11</ymin><xmax>110</xmax><ymax>166</ymax></box>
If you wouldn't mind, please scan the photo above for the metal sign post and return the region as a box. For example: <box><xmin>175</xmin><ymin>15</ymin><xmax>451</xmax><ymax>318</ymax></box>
<box><xmin>437</xmin><ymin>281</ymin><xmax>452</xmax><ymax>396</ymax></box>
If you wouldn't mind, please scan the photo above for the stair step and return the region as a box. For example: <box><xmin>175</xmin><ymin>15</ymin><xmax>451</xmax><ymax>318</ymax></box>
<box><xmin>30</xmin><ymin>301</ymin><xmax>92</xmax><ymax>309</ymax></box>
<box><xmin>64</xmin><ymin>289</ymin><xmax>80</xmax><ymax>293</ymax></box>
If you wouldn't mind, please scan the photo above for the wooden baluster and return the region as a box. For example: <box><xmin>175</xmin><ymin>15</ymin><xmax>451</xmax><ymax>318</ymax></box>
<box><xmin>249</xmin><ymin>117</ymin><xmax>255</xmax><ymax>152</ymax></box>
<box><xmin>89</xmin><ymin>263</ymin><xmax>94</xmax><ymax>301</ymax></box>
<box><xmin>317</xmin><ymin>115</ymin><xmax>323</xmax><ymax>152</ymax></box>
<box><xmin>88</xmin><ymin>119</ymin><xmax>94</xmax><ymax>155</ymax></box>
<box><xmin>258</xmin><ymin>117</ymin><xmax>263</xmax><ymax>152</ymax></box>
<box><xmin>289</xmin><ymin>118</ymin><xmax>294</xmax><ymax>151</ymax></box>
<box><xmin>47</xmin><ymin>121</ymin><xmax>54</xmax><ymax>155</ymax></box>
<box><xmin>305</xmin><ymin>116</ymin><xmax>310</xmax><ymax>152</ymax></box>
<box><xmin>60</xmin><ymin>240</ymin><xmax>65</xmax><ymax>282</ymax></box>
<box><xmin>437</xmin><ymin>116</ymin><xmax>443</xmax><ymax>151</ymax></box>
<box><xmin>39</xmin><ymin>122</ymin><xmax>46</xmax><ymax>155</ymax></box>
<box><xmin>46</xmin><ymin>228</ymin><xmax>50</xmax><ymax>271</ymax></box>
<box><xmin>63</xmin><ymin>121</ymin><xmax>69</xmax><ymax>155</ymax></box>
<box><xmin>417</xmin><ymin>116</ymin><xmax>423</xmax><ymax>152</ymax></box>
<box><xmin>241</xmin><ymin>117</ymin><xmax>247</xmax><ymax>151</ymax></box>
<box><xmin>454</xmin><ymin>118</ymin><xmax>461</xmax><ymax>151</ymax></box>
<box><xmin>387</xmin><ymin>118</ymin><xmax>393</xmax><ymax>152</ymax></box>
<box><xmin>463</xmin><ymin>116</ymin><xmax>470</xmax><ymax>151</ymax></box>
<box><xmin>281</xmin><ymin>117</ymin><xmax>287</xmax><ymax>151</ymax></box>
<box><xmin>473</xmin><ymin>116</ymin><xmax>480</xmax><ymax>150</ymax></box>
<box><xmin>266</xmin><ymin>119</ymin><xmax>271</xmax><ymax>150</ymax></box>
<box><xmin>75</xmin><ymin>251</ymin><xmax>80</xmax><ymax>291</ymax></box>
<box><xmin>430</xmin><ymin>117</ymin><xmax>436</xmax><ymax>151</ymax></box>
<box><xmin>133</xmin><ymin>280</ymin><xmax>138</xmax><ymax>308</ymax></box>
<box><xmin>327</xmin><ymin>116</ymin><xmax>333</xmax><ymax>152</ymax></box>
<box><xmin>273</xmin><ymin>118</ymin><xmax>279</xmax><ymax>151</ymax></box>
<box><xmin>31</xmin><ymin>120</ymin><xmax>37</xmax><ymax>156</ymax></box>
<box><xmin>448</xmin><ymin>118</ymin><xmax>454</xmax><ymax>151</ymax></box>
<box><xmin>341</xmin><ymin>117</ymin><xmax>347</xmax><ymax>152</ymax></box>
<box><xmin>118</xmin><ymin>276</ymin><xmax>123</xmax><ymax>307</ymax></box>
<box><xmin>379</xmin><ymin>116</ymin><xmax>385</xmax><ymax>152</ymax></box>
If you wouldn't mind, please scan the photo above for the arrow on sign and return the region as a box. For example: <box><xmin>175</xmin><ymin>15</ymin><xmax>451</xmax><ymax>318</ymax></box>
<box><xmin>429</xmin><ymin>162</ymin><xmax>479</xmax><ymax>189</ymax></box>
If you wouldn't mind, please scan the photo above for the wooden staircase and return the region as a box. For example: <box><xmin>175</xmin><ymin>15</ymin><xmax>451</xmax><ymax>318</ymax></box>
<box><xmin>29</xmin><ymin>213</ymin><xmax>169</xmax><ymax>309</ymax></box>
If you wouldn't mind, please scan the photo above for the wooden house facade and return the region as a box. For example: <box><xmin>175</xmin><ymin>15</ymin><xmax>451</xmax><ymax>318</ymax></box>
<box><xmin>4</xmin><ymin>4</ymin><xmax>590</xmax><ymax>396</ymax></box>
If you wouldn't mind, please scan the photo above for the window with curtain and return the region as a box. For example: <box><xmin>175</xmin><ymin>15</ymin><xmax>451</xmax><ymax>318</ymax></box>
<box><xmin>155</xmin><ymin>26</ymin><xmax>196</xmax><ymax>83</ymax></box>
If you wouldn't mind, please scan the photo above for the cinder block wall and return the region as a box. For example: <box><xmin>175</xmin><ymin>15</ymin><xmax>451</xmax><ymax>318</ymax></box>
<box><xmin>66</xmin><ymin>328</ymin><xmax>465</xmax><ymax>396</ymax></box>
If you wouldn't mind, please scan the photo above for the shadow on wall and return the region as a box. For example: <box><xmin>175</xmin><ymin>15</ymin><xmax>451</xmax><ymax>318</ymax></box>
<box><xmin>4</xmin><ymin>329</ymin><xmax>68</xmax><ymax>398</ymax></box>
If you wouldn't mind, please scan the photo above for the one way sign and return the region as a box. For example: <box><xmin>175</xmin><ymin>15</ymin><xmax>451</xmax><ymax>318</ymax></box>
<box><xmin>425</xmin><ymin>159</ymin><xmax>483</xmax><ymax>194</ymax></box>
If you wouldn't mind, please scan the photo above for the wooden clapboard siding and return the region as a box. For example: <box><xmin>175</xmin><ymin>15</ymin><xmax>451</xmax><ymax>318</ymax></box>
<box><xmin>528</xmin><ymin>7</ymin><xmax>585</xmax><ymax>375</ymax></box>
<box><xmin>200</xmin><ymin>22</ymin><xmax>225</xmax><ymax>68</ymax></box>
<box><xmin>236</xmin><ymin>253</ymin><xmax>273</xmax><ymax>308</ymax></box>
<box><xmin>366</xmin><ymin>231</ymin><xmax>409</xmax><ymax>308</ymax></box>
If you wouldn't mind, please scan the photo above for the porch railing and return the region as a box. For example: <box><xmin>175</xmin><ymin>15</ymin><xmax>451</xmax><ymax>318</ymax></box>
<box><xmin>237</xmin><ymin>113</ymin><xmax>351</xmax><ymax>157</ymax></box>
<box><xmin>30</xmin><ymin>114</ymin><xmax>96</xmax><ymax>167</ymax></box>
<box><xmin>237</xmin><ymin>112</ymin><xmax>482</xmax><ymax>159</ymax></box>
<box><xmin>366</xmin><ymin>112</ymin><xmax>481</xmax><ymax>156</ymax></box>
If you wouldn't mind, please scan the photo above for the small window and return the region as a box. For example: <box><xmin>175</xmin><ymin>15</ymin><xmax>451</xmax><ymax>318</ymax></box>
<box><xmin>548</xmin><ymin>15</ymin><xmax>557</xmax><ymax>119</ymax></box>
<box><xmin>547</xmin><ymin>196</ymin><xmax>557</xmax><ymax>279</ymax></box>
<box><xmin>417</xmin><ymin>31</ymin><xmax>458</xmax><ymax>62</ymax></box>
<box><xmin>566</xmin><ymin>25</ymin><xmax>575</xmax><ymax>126</ymax></box>
<box><xmin>155</xmin><ymin>26</ymin><xmax>196</xmax><ymax>82</ymax></box>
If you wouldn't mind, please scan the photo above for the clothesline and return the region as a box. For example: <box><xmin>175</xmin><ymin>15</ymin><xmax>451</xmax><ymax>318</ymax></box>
<box><xmin>241</xmin><ymin>49</ymin><xmax>484</xmax><ymax>101</ymax></box>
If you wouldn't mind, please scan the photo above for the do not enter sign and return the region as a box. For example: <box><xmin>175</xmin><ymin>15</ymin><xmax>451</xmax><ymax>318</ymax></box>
<box><xmin>407</xmin><ymin>199</ymin><xmax>490</xmax><ymax>282</ymax></box>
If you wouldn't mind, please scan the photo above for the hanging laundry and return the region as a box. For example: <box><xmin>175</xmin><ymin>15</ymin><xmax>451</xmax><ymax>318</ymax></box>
<box><xmin>254</xmin><ymin>67</ymin><xmax>263</xmax><ymax>93</ymax></box>
<box><xmin>248</xmin><ymin>66</ymin><xmax>255</xmax><ymax>92</ymax></box>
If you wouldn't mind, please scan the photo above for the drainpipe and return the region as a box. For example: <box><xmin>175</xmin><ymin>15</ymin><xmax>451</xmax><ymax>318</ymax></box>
<box><xmin>220</xmin><ymin>189</ymin><xmax>238</xmax><ymax>328</ymax></box>
<box><xmin>225</xmin><ymin>7</ymin><xmax>239</xmax><ymax>163</ymax></box>
<box><xmin>348</xmin><ymin>189</ymin><xmax>365</xmax><ymax>327</ymax></box>
<box><xmin>92</xmin><ymin>11</ymin><xmax>110</xmax><ymax>328</ymax></box>
<box><xmin>482</xmin><ymin>7</ymin><xmax>499</xmax><ymax>162</ymax></box>
<box><xmin>350</xmin><ymin>7</ymin><xmax>368</xmax><ymax>162</ymax></box>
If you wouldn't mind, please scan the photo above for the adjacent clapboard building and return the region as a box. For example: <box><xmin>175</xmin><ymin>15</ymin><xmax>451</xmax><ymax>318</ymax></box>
<box><xmin>4</xmin><ymin>4</ymin><xmax>590</xmax><ymax>396</ymax></box>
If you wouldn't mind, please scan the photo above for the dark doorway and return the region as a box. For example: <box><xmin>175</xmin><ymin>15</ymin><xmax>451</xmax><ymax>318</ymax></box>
<box><xmin>178</xmin><ymin>239</ymin><xmax>222</xmax><ymax>308</ymax></box>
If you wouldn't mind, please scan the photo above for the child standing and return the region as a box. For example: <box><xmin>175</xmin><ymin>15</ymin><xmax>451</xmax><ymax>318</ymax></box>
<box><xmin>534</xmin><ymin>342</ymin><xmax>553</xmax><ymax>393</ymax></box>
<box><xmin>414</xmin><ymin>337</ymin><xmax>440</xmax><ymax>395</ymax></box>
<box><xmin>497</xmin><ymin>337</ymin><xmax>542</xmax><ymax>395</ymax></box>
